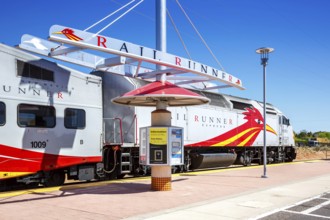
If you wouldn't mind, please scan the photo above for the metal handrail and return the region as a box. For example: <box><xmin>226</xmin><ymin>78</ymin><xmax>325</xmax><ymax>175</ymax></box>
<box><xmin>103</xmin><ymin>117</ymin><xmax>123</xmax><ymax>145</ymax></box>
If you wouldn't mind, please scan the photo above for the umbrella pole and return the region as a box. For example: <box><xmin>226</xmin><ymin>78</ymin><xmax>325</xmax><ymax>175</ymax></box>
<box><xmin>150</xmin><ymin>100</ymin><xmax>172</xmax><ymax>191</ymax></box>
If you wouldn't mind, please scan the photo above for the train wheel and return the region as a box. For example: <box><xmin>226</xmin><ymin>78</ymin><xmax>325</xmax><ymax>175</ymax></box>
<box><xmin>44</xmin><ymin>170</ymin><xmax>65</xmax><ymax>187</ymax></box>
<box><xmin>0</xmin><ymin>178</ymin><xmax>19</xmax><ymax>191</ymax></box>
<box><xmin>117</xmin><ymin>174</ymin><xmax>126</xmax><ymax>179</ymax></box>
<box><xmin>285</xmin><ymin>156</ymin><xmax>294</xmax><ymax>162</ymax></box>
<box><xmin>26</xmin><ymin>182</ymin><xmax>39</xmax><ymax>189</ymax></box>
<box><xmin>239</xmin><ymin>152</ymin><xmax>252</xmax><ymax>166</ymax></box>
<box><xmin>244</xmin><ymin>154</ymin><xmax>252</xmax><ymax>166</ymax></box>
<box><xmin>285</xmin><ymin>150</ymin><xmax>296</xmax><ymax>162</ymax></box>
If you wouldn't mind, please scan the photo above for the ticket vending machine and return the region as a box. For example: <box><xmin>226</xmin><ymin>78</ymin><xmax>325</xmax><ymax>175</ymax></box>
<box><xmin>139</xmin><ymin>126</ymin><xmax>184</xmax><ymax>166</ymax></box>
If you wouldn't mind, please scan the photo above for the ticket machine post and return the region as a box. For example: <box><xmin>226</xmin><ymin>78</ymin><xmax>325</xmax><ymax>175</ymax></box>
<box><xmin>139</xmin><ymin>105</ymin><xmax>184</xmax><ymax>191</ymax></box>
<box><xmin>112</xmin><ymin>81</ymin><xmax>209</xmax><ymax>191</ymax></box>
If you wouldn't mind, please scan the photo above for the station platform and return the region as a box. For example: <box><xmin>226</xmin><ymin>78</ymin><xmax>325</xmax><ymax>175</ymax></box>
<box><xmin>0</xmin><ymin>160</ymin><xmax>329</xmax><ymax>220</ymax></box>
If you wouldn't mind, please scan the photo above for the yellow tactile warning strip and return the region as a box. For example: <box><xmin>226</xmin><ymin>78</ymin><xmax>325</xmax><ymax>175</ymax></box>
<box><xmin>0</xmin><ymin>160</ymin><xmax>320</xmax><ymax>198</ymax></box>
<box><xmin>0</xmin><ymin>172</ymin><xmax>33</xmax><ymax>179</ymax></box>
<box><xmin>151</xmin><ymin>177</ymin><xmax>171</xmax><ymax>191</ymax></box>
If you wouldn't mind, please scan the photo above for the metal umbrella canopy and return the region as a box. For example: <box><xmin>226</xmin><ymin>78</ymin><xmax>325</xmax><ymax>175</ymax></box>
<box><xmin>112</xmin><ymin>81</ymin><xmax>210</xmax><ymax>107</ymax></box>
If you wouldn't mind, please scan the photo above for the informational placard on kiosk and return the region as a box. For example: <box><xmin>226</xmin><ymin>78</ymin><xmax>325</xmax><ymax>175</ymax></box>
<box><xmin>170</xmin><ymin>128</ymin><xmax>183</xmax><ymax>165</ymax></box>
<box><xmin>139</xmin><ymin>126</ymin><xmax>184</xmax><ymax>166</ymax></box>
<box><xmin>149</xmin><ymin>127</ymin><xmax>168</xmax><ymax>164</ymax></box>
<box><xmin>139</xmin><ymin>128</ymin><xmax>148</xmax><ymax>165</ymax></box>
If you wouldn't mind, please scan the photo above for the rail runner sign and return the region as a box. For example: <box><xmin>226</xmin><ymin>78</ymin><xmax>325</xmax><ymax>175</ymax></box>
<box><xmin>19</xmin><ymin>25</ymin><xmax>244</xmax><ymax>90</ymax></box>
<box><xmin>47</xmin><ymin>25</ymin><xmax>244</xmax><ymax>90</ymax></box>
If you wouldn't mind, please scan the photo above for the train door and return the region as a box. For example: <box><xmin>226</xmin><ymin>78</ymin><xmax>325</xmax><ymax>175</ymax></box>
<box><xmin>278</xmin><ymin>115</ymin><xmax>284</xmax><ymax>146</ymax></box>
<box><xmin>279</xmin><ymin>115</ymin><xmax>290</xmax><ymax>146</ymax></box>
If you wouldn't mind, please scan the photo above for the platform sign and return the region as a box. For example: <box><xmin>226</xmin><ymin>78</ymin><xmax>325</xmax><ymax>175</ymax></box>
<box><xmin>49</xmin><ymin>25</ymin><xmax>244</xmax><ymax>90</ymax></box>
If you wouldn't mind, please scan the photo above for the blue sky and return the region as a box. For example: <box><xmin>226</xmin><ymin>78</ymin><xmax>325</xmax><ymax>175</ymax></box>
<box><xmin>1</xmin><ymin>0</ymin><xmax>329</xmax><ymax>133</ymax></box>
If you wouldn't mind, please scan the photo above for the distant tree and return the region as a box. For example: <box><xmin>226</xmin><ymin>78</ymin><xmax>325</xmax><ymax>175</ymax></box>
<box><xmin>315</xmin><ymin>131</ymin><xmax>330</xmax><ymax>139</ymax></box>
<box><xmin>297</xmin><ymin>130</ymin><xmax>307</xmax><ymax>138</ymax></box>
<box><xmin>295</xmin><ymin>130</ymin><xmax>330</xmax><ymax>141</ymax></box>
<box><xmin>307</xmin><ymin>131</ymin><xmax>313</xmax><ymax>137</ymax></box>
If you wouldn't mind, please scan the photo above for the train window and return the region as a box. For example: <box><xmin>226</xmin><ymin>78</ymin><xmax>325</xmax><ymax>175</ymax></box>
<box><xmin>0</xmin><ymin>102</ymin><xmax>5</xmax><ymax>126</ymax></box>
<box><xmin>18</xmin><ymin>104</ymin><xmax>56</xmax><ymax>128</ymax></box>
<box><xmin>16</xmin><ymin>60</ymin><xmax>54</xmax><ymax>81</ymax></box>
<box><xmin>64</xmin><ymin>108</ymin><xmax>85</xmax><ymax>129</ymax></box>
<box><xmin>231</xmin><ymin>101</ymin><xmax>252</xmax><ymax>110</ymax></box>
<box><xmin>282</xmin><ymin>116</ymin><xmax>290</xmax><ymax>126</ymax></box>
<box><xmin>280</xmin><ymin>116</ymin><xmax>290</xmax><ymax>126</ymax></box>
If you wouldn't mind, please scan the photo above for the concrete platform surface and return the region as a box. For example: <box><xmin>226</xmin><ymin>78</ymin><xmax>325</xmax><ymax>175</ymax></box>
<box><xmin>0</xmin><ymin>160</ymin><xmax>329</xmax><ymax>220</ymax></box>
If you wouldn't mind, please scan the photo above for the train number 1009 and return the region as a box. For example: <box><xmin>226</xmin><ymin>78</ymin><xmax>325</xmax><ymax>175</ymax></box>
<box><xmin>31</xmin><ymin>141</ymin><xmax>47</xmax><ymax>148</ymax></box>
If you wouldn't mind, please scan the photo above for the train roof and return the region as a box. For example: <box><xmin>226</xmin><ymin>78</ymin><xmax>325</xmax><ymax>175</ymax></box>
<box><xmin>1</xmin><ymin>43</ymin><xmax>286</xmax><ymax>117</ymax></box>
<box><xmin>0</xmin><ymin>43</ymin><xmax>101</xmax><ymax>82</ymax></box>
<box><xmin>189</xmin><ymin>88</ymin><xmax>284</xmax><ymax>115</ymax></box>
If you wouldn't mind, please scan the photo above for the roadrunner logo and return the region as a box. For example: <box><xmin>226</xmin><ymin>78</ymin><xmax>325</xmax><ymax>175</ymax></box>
<box><xmin>53</xmin><ymin>28</ymin><xmax>83</xmax><ymax>41</ymax></box>
<box><xmin>187</xmin><ymin>107</ymin><xmax>277</xmax><ymax>147</ymax></box>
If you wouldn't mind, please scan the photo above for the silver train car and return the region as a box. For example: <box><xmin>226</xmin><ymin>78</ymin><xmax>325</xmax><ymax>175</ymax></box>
<box><xmin>0</xmin><ymin>44</ymin><xmax>296</xmax><ymax>190</ymax></box>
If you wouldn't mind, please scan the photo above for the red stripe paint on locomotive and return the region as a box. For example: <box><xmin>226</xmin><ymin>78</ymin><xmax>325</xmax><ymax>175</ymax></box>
<box><xmin>0</xmin><ymin>144</ymin><xmax>102</xmax><ymax>173</ymax></box>
<box><xmin>186</xmin><ymin>107</ymin><xmax>277</xmax><ymax>147</ymax></box>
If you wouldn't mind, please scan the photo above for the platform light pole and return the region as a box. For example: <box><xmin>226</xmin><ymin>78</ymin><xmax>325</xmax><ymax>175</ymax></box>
<box><xmin>256</xmin><ymin>47</ymin><xmax>274</xmax><ymax>178</ymax></box>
